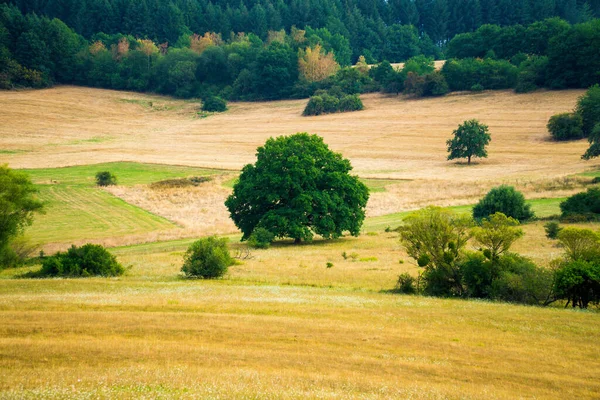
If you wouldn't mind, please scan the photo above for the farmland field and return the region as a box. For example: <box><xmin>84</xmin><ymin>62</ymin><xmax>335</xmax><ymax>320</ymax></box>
<box><xmin>1</xmin><ymin>86</ymin><xmax>600</xmax><ymax>399</ymax></box>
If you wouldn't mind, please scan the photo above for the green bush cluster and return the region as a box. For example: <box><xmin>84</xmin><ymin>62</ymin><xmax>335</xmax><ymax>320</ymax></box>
<box><xmin>181</xmin><ymin>236</ymin><xmax>234</xmax><ymax>279</ymax></box>
<box><xmin>36</xmin><ymin>244</ymin><xmax>124</xmax><ymax>277</ymax></box>
<box><xmin>547</xmin><ymin>113</ymin><xmax>584</xmax><ymax>141</ymax></box>
<box><xmin>95</xmin><ymin>171</ymin><xmax>117</xmax><ymax>186</ymax></box>
<box><xmin>303</xmin><ymin>89</ymin><xmax>363</xmax><ymax>116</ymax></box>
<box><xmin>403</xmin><ymin>71</ymin><xmax>449</xmax><ymax>97</ymax></box>
<box><xmin>441</xmin><ymin>58</ymin><xmax>518</xmax><ymax>92</ymax></box>
<box><xmin>202</xmin><ymin>96</ymin><xmax>228</xmax><ymax>112</ymax></box>
<box><xmin>473</xmin><ymin>185</ymin><xmax>534</xmax><ymax>222</ymax></box>
<box><xmin>560</xmin><ymin>188</ymin><xmax>600</xmax><ymax>219</ymax></box>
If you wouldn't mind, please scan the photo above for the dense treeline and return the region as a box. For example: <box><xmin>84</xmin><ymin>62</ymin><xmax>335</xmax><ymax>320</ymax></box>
<box><xmin>2</xmin><ymin>0</ymin><xmax>599</xmax><ymax>63</ymax></box>
<box><xmin>1</xmin><ymin>2</ymin><xmax>600</xmax><ymax>99</ymax></box>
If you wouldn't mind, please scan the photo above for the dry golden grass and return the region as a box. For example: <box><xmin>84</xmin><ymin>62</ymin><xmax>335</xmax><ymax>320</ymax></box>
<box><xmin>1</xmin><ymin>276</ymin><xmax>599</xmax><ymax>399</ymax></box>
<box><xmin>0</xmin><ymin>86</ymin><xmax>593</xmax><ymax>182</ymax></box>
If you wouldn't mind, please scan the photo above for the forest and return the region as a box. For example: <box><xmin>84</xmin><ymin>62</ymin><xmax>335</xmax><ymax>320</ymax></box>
<box><xmin>1</xmin><ymin>0</ymin><xmax>600</xmax><ymax>100</ymax></box>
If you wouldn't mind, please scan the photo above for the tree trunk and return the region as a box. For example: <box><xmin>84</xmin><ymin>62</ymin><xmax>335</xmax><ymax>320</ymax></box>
<box><xmin>467</xmin><ymin>155</ymin><xmax>471</xmax><ymax>164</ymax></box>
<box><xmin>294</xmin><ymin>238</ymin><xmax>301</xmax><ymax>244</ymax></box>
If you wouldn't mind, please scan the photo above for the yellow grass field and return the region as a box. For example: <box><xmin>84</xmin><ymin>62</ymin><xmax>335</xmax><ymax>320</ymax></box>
<box><xmin>2</xmin><ymin>86</ymin><xmax>600</xmax><ymax>399</ymax></box>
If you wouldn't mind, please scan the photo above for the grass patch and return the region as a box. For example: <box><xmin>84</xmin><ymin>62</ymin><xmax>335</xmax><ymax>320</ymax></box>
<box><xmin>360</xmin><ymin>178</ymin><xmax>401</xmax><ymax>193</ymax></box>
<box><xmin>28</xmin><ymin>185</ymin><xmax>175</xmax><ymax>244</ymax></box>
<box><xmin>0</xmin><ymin>149</ymin><xmax>29</xmax><ymax>154</ymax></box>
<box><xmin>21</xmin><ymin>162</ymin><xmax>225</xmax><ymax>187</ymax></box>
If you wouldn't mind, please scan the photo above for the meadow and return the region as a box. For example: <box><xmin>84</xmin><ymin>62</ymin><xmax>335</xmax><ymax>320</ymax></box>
<box><xmin>1</xmin><ymin>87</ymin><xmax>600</xmax><ymax>399</ymax></box>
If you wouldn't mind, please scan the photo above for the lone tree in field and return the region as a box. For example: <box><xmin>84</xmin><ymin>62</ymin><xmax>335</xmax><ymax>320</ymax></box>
<box><xmin>225</xmin><ymin>133</ymin><xmax>369</xmax><ymax>244</ymax></box>
<box><xmin>447</xmin><ymin>119</ymin><xmax>491</xmax><ymax>164</ymax></box>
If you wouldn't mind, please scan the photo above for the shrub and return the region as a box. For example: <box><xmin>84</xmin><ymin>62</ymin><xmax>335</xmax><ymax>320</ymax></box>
<box><xmin>441</xmin><ymin>58</ymin><xmax>518</xmax><ymax>92</ymax></box>
<box><xmin>470</xmin><ymin>83</ymin><xmax>484</xmax><ymax>92</ymax></box>
<box><xmin>37</xmin><ymin>244</ymin><xmax>124</xmax><ymax>277</ymax></box>
<box><xmin>515</xmin><ymin>56</ymin><xmax>548</xmax><ymax>94</ymax></box>
<box><xmin>202</xmin><ymin>96</ymin><xmax>228</xmax><ymax>112</ymax></box>
<box><xmin>247</xmin><ymin>227</ymin><xmax>275</xmax><ymax>249</ymax></box>
<box><xmin>326</xmin><ymin>262</ymin><xmax>334</xmax><ymax>268</ymax></box>
<box><xmin>182</xmin><ymin>236</ymin><xmax>234</xmax><ymax>279</ymax></box>
<box><xmin>404</xmin><ymin>71</ymin><xmax>449</xmax><ymax>98</ymax></box>
<box><xmin>544</xmin><ymin>221</ymin><xmax>562</xmax><ymax>239</ymax></box>
<box><xmin>395</xmin><ymin>272</ymin><xmax>417</xmax><ymax>294</ymax></box>
<box><xmin>338</xmin><ymin>94</ymin><xmax>364</xmax><ymax>112</ymax></box>
<box><xmin>473</xmin><ymin>185</ymin><xmax>534</xmax><ymax>222</ymax></box>
<box><xmin>554</xmin><ymin>260</ymin><xmax>600</xmax><ymax>308</ymax></box>
<box><xmin>575</xmin><ymin>84</ymin><xmax>600</xmax><ymax>137</ymax></box>
<box><xmin>489</xmin><ymin>253</ymin><xmax>554</xmax><ymax>305</ymax></box>
<box><xmin>95</xmin><ymin>171</ymin><xmax>117</xmax><ymax>186</ymax></box>
<box><xmin>303</xmin><ymin>90</ymin><xmax>362</xmax><ymax>116</ymax></box>
<box><xmin>547</xmin><ymin>113</ymin><xmax>584</xmax><ymax>141</ymax></box>
<box><xmin>557</xmin><ymin>227</ymin><xmax>600</xmax><ymax>262</ymax></box>
<box><xmin>560</xmin><ymin>188</ymin><xmax>600</xmax><ymax>218</ymax></box>
<box><xmin>459</xmin><ymin>251</ymin><xmax>495</xmax><ymax>298</ymax></box>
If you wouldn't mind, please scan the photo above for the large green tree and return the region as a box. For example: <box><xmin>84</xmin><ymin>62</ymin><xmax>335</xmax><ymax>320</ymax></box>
<box><xmin>225</xmin><ymin>133</ymin><xmax>369</xmax><ymax>243</ymax></box>
<box><xmin>447</xmin><ymin>119</ymin><xmax>491</xmax><ymax>164</ymax></box>
<box><xmin>0</xmin><ymin>165</ymin><xmax>44</xmax><ymax>267</ymax></box>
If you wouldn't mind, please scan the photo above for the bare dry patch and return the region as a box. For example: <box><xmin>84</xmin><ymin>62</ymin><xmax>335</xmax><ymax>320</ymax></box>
<box><xmin>104</xmin><ymin>175</ymin><xmax>237</xmax><ymax>237</ymax></box>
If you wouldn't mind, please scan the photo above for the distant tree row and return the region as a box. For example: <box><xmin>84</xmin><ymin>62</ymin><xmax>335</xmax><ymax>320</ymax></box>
<box><xmin>2</xmin><ymin>4</ymin><xmax>600</xmax><ymax>99</ymax></box>
<box><xmin>2</xmin><ymin>0</ymin><xmax>600</xmax><ymax>62</ymax></box>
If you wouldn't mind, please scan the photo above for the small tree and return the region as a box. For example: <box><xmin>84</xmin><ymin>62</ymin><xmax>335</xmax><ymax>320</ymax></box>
<box><xmin>225</xmin><ymin>133</ymin><xmax>369</xmax><ymax>243</ymax></box>
<box><xmin>473</xmin><ymin>185</ymin><xmax>534</xmax><ymax>222</ymax></box>
<box><xmin>399</xmin><ymin>207</ymin><xmax>472</xmax><ymax>296</ymax></box>
<box><xmin>298</xmin><ymin>44</ymin><xmax>339</xmax><ymax>83</ymax></box>
<box><xmin>182</xmin><ymin>236</ymin><xmax>234</xmax><ymax>278</ymax></box>
<box><xmin>447</xmin><ymin>119</ymin><xmax>491</xmax><ymax>164</ymax></box>
<box><xmin>554</xmin><ymin>260</ymin><xmax>600</xmax><ymax>308</ymax></box>
<box><xmin>560</xmin><ymin>187</ymin><xmax>600</xmax><ymax>217</ymax></box>
<box><xmin>202</xmin><ymin>96</ymin><xmax>228</xmax><ymax>112</ymax></box>
<box><xmin>582</xmin><ymin>123</ymin><xmax>600</xmax><ymax>160</ymax></box>
<box><xmin>472</xmin><ymin>212</ymin><xmax>523</xmax><ymax>261</ymax></box>
<box><xmin>0</xmin><ymin>165</ymin><xmax>44</xmax><ymax>268</ymax></box>
<box><xmin>95</xmin><ymin>171</ymin><xmax>117</xmax><ymax>186</ymax></box>
<box><xmin>247</xmin><ymin>227</ymin><xmax>275</xmax><ymax>249</ymax></box>
<box><xmin>557</xmin><ymin>227</ymin><xmax>600</xmax><ymax>262</ymax></box>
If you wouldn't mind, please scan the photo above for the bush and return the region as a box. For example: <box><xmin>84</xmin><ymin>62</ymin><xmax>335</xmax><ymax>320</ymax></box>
<box><xmin>404</xmin><ymin>71</ymin><xmax>449</xmax><ymax>98</ymax></box>
<box><xmin>338</xmin><ymin>94</ymin><xmax>364</xmax><ymax>112</ymax></box>
<box><xmin>547</xmin><ymin>113</ymin><xmax>584</xmax><ymax>141</ymax></box>
<box><xmin>489</xmin><ymin>253</ymin><xmax>554</xmax><ymax>305</ymax></box>
<box><xmin>473</xmin><ymin>185</ymin><xmax>534</xmax><ymax>222</ymax></box>
<box><xmin>37</xmin><ymin>244</ymin><xmax>124</xmax><ymax>277</ymax></box>
<box><xmin>575</xmin><ymin>84</ymin><xmax>600</xmax><ymax>136</ymax></box>
<box><xmin>544</xmin><ymin>221</ymin><xmax>562</xmax><ymax>239</ymax></box>
<box><xmin>95</xmin><ymin>171</ymin><xmax>117</xmax><ymax>186</ymax></box>
<box><xmin>441</xmin><ymin>58</ymin><xmax>518</xmax><ymax>92</ymax></box>
<box><xmin>554</xmin><ymin>260</ymin><xmax>600</xmax><ymax>308</ymax></box>
<box><xmin>394</xmin><ymin>272</ymin><xmax>417</xmax><ymax>294</ymax></box>
<box><xmin>247</xmin><ymin>227</ymin><xmax>275</xmax><ymax>249</ymax></box>
<box><xmin>181</xmin><ymin>236</ymin><xmax>234</xmax><ymax>278</ymax></box>
<box><xmin>470</xmin><ymin>83</ymin><xmax>484</xmax><ymax>92</ymax></box>
<box><xmin>460</xmin><ymin>252</ymin><xmax>496</xmax><ymax>298</ymax></box>
<box><xmin>202</xmin><ymin>96</ymin><xmax>228</xmax><ymax>112</ymax></box>
<box><xmin>303</xmin><ymin>90</ymin><xmax>363</xmax><ymax>116</ymax></box>
<box><xmin>560</xmin><ymin>188</ymin><xmax>600</xmax><ymax>218</ymax></box>
<box><xmin>515</xmin><ymin>56</ymin><xmax>548</xmax><ymax>93</ymax></box>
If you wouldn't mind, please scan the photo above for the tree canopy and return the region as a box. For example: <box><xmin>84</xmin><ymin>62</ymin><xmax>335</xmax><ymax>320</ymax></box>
<box><xmin>447</xmin><ymin>119</ymin><xmax>491</xmax><ymax>164</ymax></box>
<box><xmin>225</xmin><ymin>133</ymin><xmax>369</xmax><ymax>243</ymax></box>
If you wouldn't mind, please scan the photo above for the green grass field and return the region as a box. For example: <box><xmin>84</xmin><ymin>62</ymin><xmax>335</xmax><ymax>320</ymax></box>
<box><xmin>23</xmin><ymin>162</ymin><xmax>226</xmax><ymax>186</ymax></box>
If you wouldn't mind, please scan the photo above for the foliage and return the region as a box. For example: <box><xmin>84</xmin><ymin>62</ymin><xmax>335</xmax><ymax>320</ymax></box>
<box><xmin>575</xmin><ymin>85</ymin><xmax>600</xmax><ymax>137</ymax></box>
<box><xmin>441</xmin><ymin>58</ymin><xmax>518</xmax><ymax>92</ymax></box>
<box><xmin>404</xmin><ymin>71</ymin><xmax>448</xmax><ymax>97</ymax></box>
<box><xmin>394</xmin><ymin>273</ymin><xmax>417</xmax><ymax>294</ymax></box>
<box><xmin>557</xmin><ymin>227</ymin><xmax>600</xmax><ymax>261</ymax></box>
<box><xmin>446</xmin><ymin>119</ymin><xmax>491</xmax><ymax>164</ymax></box>
<box><xmin>202</xmin><ymin>96</ymin><xmax>227</xmax><ymax>112</ymax></box>
<box><xmin>560</xmin><ymin>188</ymin><xmax>600</xmax><ymax>217</ymax></box>
<box><xmin>298</xmin><ymin>44</ymin><xmax>339</xmax><ymax>83</ymax></box>
<box><xmin>582</xmin><ymin>123</ymin><xmax>600</xmax><ymax>160</ymax></box>
<box><xmin>181</xmin><ymin>236</ymin><xmax>234</xmax><ymax>279</ymax></box>
<box><xmin>95</xmin><ymin>171</ymin><xmax>117</xmax><ymax>186</ymax></box>
<box><xmin>399</xmin><ymin>207</ymin><xmax>472</xmax><ymax>297</ymax></box>
<box><xmin>36</xmin><ymin>244</ymin><xmax>124</xmax><ymax>277</ymax></box>
<box><xmin>472</xmin><ymin>213</ymin><xmax>524</xmax><ymax>261</ymax></box>
<box><xmin>247</xmin><ymin>227</ymin><xmax>275</xmax><ymax>249</ymax></box>
<box><xmin>544</xmin><ymin>221</ymin><xmax>562</xmax><ymax>239</ymax></box>
<box><xmin>303</xmin><ymin>89</ymin><xmax>363</xmax><ymax>116</ymax></box>
<box><xmin>515</xmin><ymin>55</ymin><xmax>548</xmax><ymax>93</ymax></box>
<box><xmin>547</xmin><ymin>112</ymin><xmax>584</xmax><ymax>141</ymax></box>
<box><xmin>225</xmin><ymin>133</ymin><xmax>369</xmax><ymax>243</ymax></box>
<box><xmin>473</xmin><ymin>185</ymin><xmax>534</xmax><ymax>222</ymax></box>
<box><xmin>554</xmin><ymin>260</ymin><xmax>600</xmax><ymax>308</ymax></box>
<box><xmin>0</xmin><ymin>165</ymin><xmax>44</xmax><ymax>269</ymax></box>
